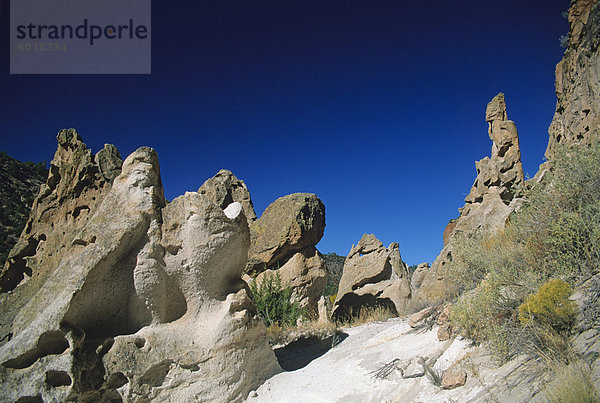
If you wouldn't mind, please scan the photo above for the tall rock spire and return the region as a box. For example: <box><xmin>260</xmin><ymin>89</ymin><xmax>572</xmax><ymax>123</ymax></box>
<box><xmin>464</xmin><ymin>93</ymin><xmax>524</xmax><ymax>208</ymax></box>
<box><xmin>414</xmin><ymin>93</ymin><xmax>524</xmax><ymax>303</ymax></box>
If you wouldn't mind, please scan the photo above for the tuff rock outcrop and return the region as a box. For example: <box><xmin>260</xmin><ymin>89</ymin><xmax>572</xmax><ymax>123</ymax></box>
<box><xmin>0</xmin><ymin>134</ymin><xmax>279</xmax><ymax>402</ymax></box>
<box><xmin>464</xmin><ymin>93</ymin><xmax>524</xmax><ymax>208</ymax></box>
<box><xmin>332</xmin><ymin>234</ymin><xmax>411</xmax><ymax>320</ymax></box>
<box><xmin>0</xmin><ymin>130</ymin><xmax>122</xmax><ymax>294</ymax></box>
<box><xmin>0</xmin><ymin>129</ymin><xmax>122</xmax><ymax>347</ymax></box>
<box><xmin>253</xmin><ymin>246</ymin><xmax>327</xmax><ymax>311</ymax></box>
<box><xmin>410</xmin><ymin>262</ymin><xmax>430</xmax><ymax>291</ymax></box>
<box><xmin>247</xmin><ymin>193</ymin><xmax>327</xmax><ymax>312</ymax></box>
<box><xmin>546</xmin><ymin>0</ymin><xmax>600</xmax><ymax>158</ymax></box>
<box><xmin>415</xmin><ymin>93</ymin><xmax>524</xmax><ymax>303</ymax></box>
<box><xmin>198</xmin><ymin>169</ymin><xmax>257</xmax><ymax>222</ymax></box>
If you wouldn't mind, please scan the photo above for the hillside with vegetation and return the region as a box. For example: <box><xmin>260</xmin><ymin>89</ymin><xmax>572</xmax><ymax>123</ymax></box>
<box><xmin>0</xmin><ymin>152</ymin><xmax>47</xmax><ymax>268</ymax></box>
<box><xmin>323</xmin><ymin>252</ymin><xmax>345</xmax><ymax>296</ymax></box>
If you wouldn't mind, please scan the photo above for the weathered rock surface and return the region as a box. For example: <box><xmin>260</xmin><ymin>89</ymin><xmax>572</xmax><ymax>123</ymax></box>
<box><xmin>0</xmin><ymin>138</ymin><xmax>279</xmax><ymax>402</ymax></box>
<box><xmin>572</xmin><ymin>274</ymin><xmax>600</xmax><ymax>393</ymax></box>
<box><xmin>332</xmin><ymin>234</ymin><xmax>411</xmax><ymax>319</ymax></box>
<box><xmin>546</xmin><ymin>0</ymin><xmax>600</xmax><ymax>158</ymax></box>
<box><xmin>442</xmin><ymin>220</ymin><xmax>458</xmax><ymax>247</ymax></box>
<box><xmin>0</xmin><ymin>129</ymin><xmax>122</xmax><ymax>347</ymax></box>
<box><xmin>409</xmin><ymin>307</ymin><xmax>433</xmax><ymax>328</ymax></box>
<box><xmin>441</xmin><ymin>369</ymin><xmax>467</xmax><ymax>389</ymax></box>
<box><xmin>410</xmin><ymin>262</ymin><xmax>430</xmax><ymax>291</ymax></box>
<box><xmin>199</xmin><ymin>169</ymin><xmax>257</xmax><ymax>221</ymax></box>
<box><xmin>464</xmin><ymin>93</ymin><xmax>524</xmax><ymax>207</ymax></box>
<box><xmin>317</xmin><ymin>295</ymin><xmax>331</xmax><ymax>324</ymax></box>
<box><xmin>253</xmin><ymin>246</ymin><xmax>327</xmax><ymax>311</ymax></box>
<box><xmin>247</xmin><ymin>193</ymin><xmax>327</xmax><ymax>312</ymax></box>
<box><xmin>437</xmin><ymin>304</ymin><xmax>453</xmax><ymax>341</ymax></box>
<box><xmin>0</xmin><ymin>129</ymin><xmax>122</xmax><ymax>294</ymax></box>
<box><xmin>415</xmin><ymin>94</ymin><xmax>524</xmax><ymax>303</ymax></box>
<box><xmin>247</xmin><ymin>193</ymin><xmax>325</xmax><ymax>274</ymax></box>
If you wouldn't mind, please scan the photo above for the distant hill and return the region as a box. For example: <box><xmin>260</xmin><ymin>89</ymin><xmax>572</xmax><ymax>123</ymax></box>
<box><xmin>323</xmin><ymin>252</ymin><xmax>346</xmax><ymax>296</ymax></box>
<box><xmin>0</xmin><ymin>152</ymin><xmax>47</xmax><ymax>267</ymax></box>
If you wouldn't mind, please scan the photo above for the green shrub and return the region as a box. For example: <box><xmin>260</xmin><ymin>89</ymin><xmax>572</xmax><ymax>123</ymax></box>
<box><xmin>450</xmin><ymin>272</ymin><xmax>520</xmax><ymax>361</ymax></box>
<box><xmin>249</xmin><ymin>272</ymin><xmax>301</xmax><ymax>327</ymax></box>
<box><xmin>514</xmin><ymin>144</ymin><xmax>600</xmax><ymax>282</ymax></box>
<box><xmin>518</xmin><ymin>279</ymin><xmax>578</xmax><ymax>332</ymax></box>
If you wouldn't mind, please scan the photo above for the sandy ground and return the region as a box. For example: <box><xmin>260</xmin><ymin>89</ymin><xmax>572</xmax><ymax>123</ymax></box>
<box><xmin>245</xmin><ymin>318</ymin><xmax>486</xmax><ymax>402</ymax></box>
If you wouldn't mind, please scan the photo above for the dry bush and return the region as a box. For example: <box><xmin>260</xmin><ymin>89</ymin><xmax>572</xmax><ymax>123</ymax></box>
<box><xmin>447</xmin><ymin>144</ymin><xmax>600</xmax><ymax>362</ymax></box>
<box><xmin>266</xmin><ymin>318</ymin><xmax>339</xmax><ymax>347</ymax></box>
<box><xmin>398</xmin><ymin>296</ymin><xmax>433</xmax><ymax>317</ymax></box>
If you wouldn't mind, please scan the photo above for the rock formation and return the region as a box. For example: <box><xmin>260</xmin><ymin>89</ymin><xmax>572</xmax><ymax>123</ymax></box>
<box><xmin>546</xmin><ymin>0</ymin><xmax>600</xmax><ymax>158</ymax></box>
<box><xmin>331</xmin><ymin>234</ymin><xmax>411</xmax><ymax>320</ymax></box>
<box><xmin>0</xmin><ymin>134</ymin><xmax>279</xmax><ymax>402</ymax></box>
<box><xmin>0</xmin><ymin>129</ymin><xmax>122</xmax><ymax>348</ymax></box>
<box><xmin>247</xmin><ymin>193</ymin><xmax>327</xmax><ymax>312</ymax></box>
<box><xmin>415</xmin><ymin>93</ymin><xmax>524</xmax><ymax>303</ymax></box>
<box><xmin>0</xmin><ymin>130</ymin><xmax>122</xmax><ymax>294</ymax></box>
<box><xmin>410</xmin><ymin>262</ymin><xmax>430</xmax><ymax>291</ymax></box>
<box><xmin>464</xmin><ymin>93</ymin><xmax>524</xmax><ymax>208</ymax></box>
<box><xmin>198</xmin><ymin>169</ymin><xmax>257</xmax><ymax>222</ymax></box>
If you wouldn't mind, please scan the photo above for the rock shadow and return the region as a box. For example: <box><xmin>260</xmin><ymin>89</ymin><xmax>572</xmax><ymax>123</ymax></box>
<box><xmin>273</xmin><ymin>331</ymin><xmax>348</xmax><ymax>371</ymax></box>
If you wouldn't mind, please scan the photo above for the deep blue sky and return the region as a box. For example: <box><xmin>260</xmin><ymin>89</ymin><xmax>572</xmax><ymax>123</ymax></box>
<box><xmin>1</xmin><ymin>0</ymin><xmax>569</xmax><ymax>265</ymax></box>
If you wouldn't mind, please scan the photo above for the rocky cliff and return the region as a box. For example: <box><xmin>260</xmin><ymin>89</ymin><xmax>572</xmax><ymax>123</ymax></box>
<box><xmin>546</xmin><ymin>0</ymin><xmax>600</xmax><ymax>157</ymax></box>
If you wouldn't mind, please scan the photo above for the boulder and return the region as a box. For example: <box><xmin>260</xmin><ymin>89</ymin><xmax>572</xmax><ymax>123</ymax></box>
<box><xmin>247</xmin><ymin>193</ymin><xmax>325</xmax><ymax>274</ymax></box>
<box><xmin>332</xmin><ymin>234</ymin><xmax>411</xmax><ymax>320</ymax></box>
<box><xmin>441</xmin><ymin>369</ymin><xmax>467</xmax><ymax>389</ymax></box>
<box><xmin>437</xmin><ymin>325</ymin><xmax>452</xmax><ymax>341</ymax></box>
<box><xmin>403</xmin><ymin>358</ymin><xmax>425</xmax><ymax>378</ymax></box>
<box><xmin>437</xmin><ymin>304</ymin><xmax>453</xmax><ymax>341</ymax></box>
<box><xmin>409</xmin><ymin>306</ymin><xmax>433</xmax><ymax>328</ymax></box>
<box><xmin>247</xmin><ymin>193</ymin><xmax>327</xmax><ymax>312</ymax></box>
<box><xmin>198</xmin><ymin>169</ymin><xmax>257</xmax><ymax>221</ymax></box>
<box><xmin>0</xmin><ymin>141</ymin><xmax>279</xmax><ymax>402</ymax></box>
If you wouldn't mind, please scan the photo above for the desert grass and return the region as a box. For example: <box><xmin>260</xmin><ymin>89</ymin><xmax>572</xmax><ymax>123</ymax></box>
<box><xmin>337</xmin><ymin>305</ymin><xmax>397</xmax><ymax>328</ymax></box>
<box><xmin>545</xmin><ymin>359</ymin><xmax>599</xmax><ymax>403</ymax></box>
<box><xmin>265</xmin><ymin>305</ymin><xmax>397</xmax><ymax>347</ymax></box>
<box><xmin>266</xmin><ymin>315</ymin><xmax>338</xmax><ymax>346</ymax></box>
